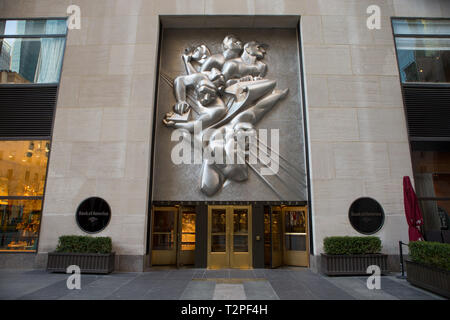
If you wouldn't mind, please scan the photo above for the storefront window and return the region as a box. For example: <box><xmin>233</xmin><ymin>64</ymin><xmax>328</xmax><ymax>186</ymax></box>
<box><xmin>393</xmin><ymin>19</ymin><xmax>450</xmax><ymax>83</ymax></box>
<box><xmin>412</xmin><ymin>151</ymin><xmax>450</xmax><ymax>232</ymax></box>
<box><xmin>0</xmin><ymin>19</ymin><xmax>67</xmax><ymax>84</ymax></box>
<box><xmin>0</xmin><ymin>140</ymin><xmax>49</xmax><ymax>252</ymax></box>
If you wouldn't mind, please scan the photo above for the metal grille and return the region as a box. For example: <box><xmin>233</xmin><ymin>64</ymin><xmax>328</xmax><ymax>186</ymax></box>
<box><xmin>0</xmin><ymin>85</ymin><xmax>57</xmax><ymax>138</ymax></box>
<box><xmin>403</xmin><ymin>84</ymin><xmax>450</xmax><ymax>139</ymax></box>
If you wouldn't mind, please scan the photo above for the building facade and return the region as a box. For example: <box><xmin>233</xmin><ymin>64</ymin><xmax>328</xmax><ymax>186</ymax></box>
<box><xmin>0</xmin><ymin>0</ymin><xmax>449</xmax><ymax>272</ymax></box>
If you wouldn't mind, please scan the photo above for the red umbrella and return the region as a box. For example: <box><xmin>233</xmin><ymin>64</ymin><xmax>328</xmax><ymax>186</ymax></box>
<box><xmin>403</xmin><ymin>176</ymin><xmax>424</xmax><ymax>241</ymax></box>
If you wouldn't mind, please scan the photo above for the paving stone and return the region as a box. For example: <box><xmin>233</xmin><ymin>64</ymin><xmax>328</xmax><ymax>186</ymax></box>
<box><xmin>213</xmin><ymin>283</ymin><xmax>246</xmax><ymax>300</ymax></box>
<box><xmin>18</xmin><ymin>275</ymin><xmax>100</xmax><ymax>300</ymax></box>
<box><xmin>0</xmin><ymin>268</ymin><xmax>444</xmax><ymax>300</ymax></box>
<box><xmin>180</xmin><ymin>280</ymin><xmax>216</xmax><ymax>300</ymax></box>
<box><xmin>243</xmin><ymin>281</ymin><xmax>279</xmax><ymax>300</ymax></box>
<box><xmin>204</xmin><ymin>270</ymin><xmax>230</xmax><ymax>279</ymax></box>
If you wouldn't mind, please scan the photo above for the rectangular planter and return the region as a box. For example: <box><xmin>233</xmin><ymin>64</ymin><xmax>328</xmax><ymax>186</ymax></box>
<box><xmin>406</xmin><ymin>260</ymin><xmax>450</xmax><ymax>298</ymax></box>
<box><xmin>47</xmin><ymin>252</ymin><xmax>115</xmax><ymax>274</ymax></box>
<box><xmin>321</xmin><ymin>253</ymin><xmax>388</xmax><ymax>276</ymax></box>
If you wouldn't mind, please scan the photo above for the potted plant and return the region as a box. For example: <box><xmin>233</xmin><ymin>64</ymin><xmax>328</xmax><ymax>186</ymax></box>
<box><xmin>406</xmin><ymin>241</ymin><xmax>450</xmax><ymax>298</ymax></box>
<box><xmin>321</xmin><ymin>236</ymin><xmax>387</xmax><ymax>276</ymax></box>
<box><xmin>47</xmin><ymin>235</ymin><xmax>115</xmax><ymax>274</ymax></box>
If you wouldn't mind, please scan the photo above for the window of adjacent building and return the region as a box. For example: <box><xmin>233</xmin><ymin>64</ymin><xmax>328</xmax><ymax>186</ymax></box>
<box><xmin>0</xmin><ymin>18</ymin><xmax>66</xmax><ymax>251</ymax></box>
<box><xmin>0</xmin><ymin>19</ymin><xmax>67</xmax><ymax>84</ymax></box>
<box><xmin>0</xmin><ymin>140</ymin><xmax>50</xmax><ymax>252</ymax></box>
<box><xmin>393</xmin><ymin>19</ymin><xmax>450</xmax><ymax>83</ymax></box>
<box><xmin>412</xmin><ymin>151</ymin><xmax>450</xmax><ymax>232</ymax></box>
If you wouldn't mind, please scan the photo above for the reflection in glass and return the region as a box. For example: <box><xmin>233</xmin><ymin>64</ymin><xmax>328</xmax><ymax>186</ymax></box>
<box><xmin>412</xmin><ymin>151</ymin><xmax>450</xmax><ymax>231</ymax></box>
<box><xmin>181</xmin><ymin>211</ymin><xmax>196</xmax><ymax>251</ymax></box>
<box><xmin>233</xmin><ymin>235</ymin><xmax>248</xmax><ymax>252</ymax></box>
<box><xmin>233</xmin><ymin>209</ymin><xmax>248</xmax><ymax>233</ymax></box>
<box><xmin>0</xmin><ymin>19</ymin><xmax>67</xmax><ymax>36</ymax></box>
<box><xmin>285</xmin><ymin>235</ymin><xmax>306</xmax><ymax>251</ymax></box>
<box><xmin>284</xmin><ymin>210</ymin><xmax>306</xmax><ymax>233</ymax></box>
<box><xmin>152</xmin><ymin>210</ymin><xmax>175</xmax><ymax>250</ymax></box>
<box><xmin>211</xmin><ymin>209</ymin><xmax>226</xmax><ymax>252</ymax></box>
<box><xmin>0</xmin><ymin>199</ymin><xmax>42</xmax><ymax>251</ymax></box>
<box><xmin>233</xmin><ymin>209</ymin><xmax>248</xmax><ymax>252</ymax></box>
<box><xmin>0</xmin><ymin>140</ymin><xmax>49</xmax><ymax>197</ymax></box>
<box><xmin>153</xmin><ymin>210</ymin><xmax>175</xmax><ymax>232</ymax></box>
<box><xmin>152</xmin><ymin>233</ymin><xmax>174</xmax><ymax>250</ymax></box>
<box><xmin>212</xmin><ymin>235</ymin><xmax>226</xmax><ymax>252</ymax></box>
<box><xmin>396</xmin><ymin>37</ymin><xmax>450</xmax><ymax>83</ymax></box>
<box><xmin>0</xmin><ymin>37</ymin><xmax>65</xmax><ymax>83</ymax></box>
<box><xmin>393</xmin><ymin>19</ymin><xmax>450</xmax><ymax>36</ymax></box>
<box><xmin>212</xmin><ymin>209</ymin><xmax>226</xmax><ymax>233</ymax></box>
<box><xmin>272</xmin><ymin>211</ymin><xmax>282</xmax><ymax>251</ymax></box>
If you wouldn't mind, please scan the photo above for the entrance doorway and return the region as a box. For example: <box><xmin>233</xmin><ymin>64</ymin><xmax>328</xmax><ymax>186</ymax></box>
<box><xmin>207</xmin><ymin>205</ymin><xmax>252</xmax><ymax>269</ymax></box>
<box><xmin>265</xmin><ymin>206</ymin><xmax>309</xmax><ymax>267</ymax></box>
<box><xmin>151</xmin><ymin>206</ymin><xmax>196</xmax><ymax>267</ymax></box>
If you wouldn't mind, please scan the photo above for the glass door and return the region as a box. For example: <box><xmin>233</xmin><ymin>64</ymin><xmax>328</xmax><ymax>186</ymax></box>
<box><xmin>282</xmin><ymin>206</ymin><xmax>309</xmax><ymax>267</ymax></box>
<box><xmin>208</xmin><ymin>206</ymin><xmax>228</xmax><ymax>269</ymax></box>
<box><xmin>151</xmin><ymin>207</ymin><xmax>177</xmax><ymax>265</ymax></box>
<box><xmin>151</xmin><ymin>206</ymin><xmax>196</xmax><ymax>266</ymax></box>
<box><xmin>230</xmin><ymin>206</ymin><xmax>252</xmax><ymax>269</ymax></box>
<box><xmin>207</xmin><ymin>205</ymin><xmax>252</xmax><ymax>269</ymax></box>
<box><xmin>177</xmin><ymin>207</ymin><xmax>196</xmax><ymax>267</ymax></box>
<box><xmin>270</xmin><ymin>206</ymin><xmax>283</xmax><ymax>268</ymax></box>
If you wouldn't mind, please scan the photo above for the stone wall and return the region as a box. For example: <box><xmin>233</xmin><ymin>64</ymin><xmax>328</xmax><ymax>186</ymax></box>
<box><xmin>0</xmin><ymin>0</ymin><xmax>449</xmax><ymax>270</ymax></box>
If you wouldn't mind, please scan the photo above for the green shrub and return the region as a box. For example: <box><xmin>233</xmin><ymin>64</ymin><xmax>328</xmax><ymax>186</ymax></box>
<box><xmin>55</xmin><ymin>235</ymin><xmax>112</xmax><ymax>254</ymax></box>
<box><xmin>409</xmin><ymin>241</ymin><xmax>450</xmax><ymax>271</ymax></box>
<box><xmin>323</xmin><ymin>236</ymin><xmax>382</xmax><ymax>255</ymax></box>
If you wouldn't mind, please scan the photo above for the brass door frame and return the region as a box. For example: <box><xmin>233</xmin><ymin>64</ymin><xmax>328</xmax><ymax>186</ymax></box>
<box><xmin>207</xmin><ymin>205</ymin><xmax>253</xmax><ymax>269</ymax></box>
<box><xmin>151</xmin><ymin>206</ymin><xmax>178</xmax><ymax>266</ymax></box>
<box><xmin>151</xmin><ymin>206</ymin><xmax>196</xmax><ymax>267</ymax></box>
<box><xmin>270</xmin><ymin>206</ymin><xmax>283</xmax><ymax>268</ymax></box>
<box><xmin>178</xmin><ymin>206</ymin><xmax>196</xmax><ymax>267</ymax></box>
<box><xmin>281</xmin><ymin>206</ymin><xmax>309</xmax><ymax>267</ymax></box>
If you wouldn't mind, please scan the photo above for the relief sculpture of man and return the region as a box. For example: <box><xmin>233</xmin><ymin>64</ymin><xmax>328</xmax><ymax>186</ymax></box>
<box><xmin>162</xmin><ymin>35</ymin><xmax>288</xmax><ymax>196</ymax></box>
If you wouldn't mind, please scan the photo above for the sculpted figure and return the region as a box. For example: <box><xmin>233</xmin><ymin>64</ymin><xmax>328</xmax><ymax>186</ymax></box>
<box><xmin>200</xmin><ymin>85</ymin><xmax>289</xmax><ymax>196</ymax></box>
<box><xmin>221</xmin><ymin>41</ymin><xmax>268</xmax><ymax>86</ymax></box>
<box><xmin>162</xmin><ymin>35</ymin><xmax>289</xmax><ymax>197</ymax></box>
<box><xmin>186</xmin><ymin>35</ymin><xmax>243</xmax><ymax>73</ymax></box>
<box><xmin>200</xmin><ymin>35</ymin><xmax>243</xmax><ymax>72</ymax></box>
<box><xmin>163</xmin><ymin>55</ymin><xmax>226</xmax><ymax>132</ymax></box>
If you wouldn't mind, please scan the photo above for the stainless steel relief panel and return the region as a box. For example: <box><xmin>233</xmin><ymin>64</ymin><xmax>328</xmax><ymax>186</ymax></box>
<box><xmin>153</xmin><ymin>28</ymin><xmax>307</xmax><ymax>201</ymax></box>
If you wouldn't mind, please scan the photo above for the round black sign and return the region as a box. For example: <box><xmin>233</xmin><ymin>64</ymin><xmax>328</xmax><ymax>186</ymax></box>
<box><xmin>76</xmin><ymin>197</ymin><xmax>111</xmax><ymax>233</ymax></box>
<box><xmin>348</xmin><ymin>197</ymin><xmax>385</xmax><ymax>235</ymax></box>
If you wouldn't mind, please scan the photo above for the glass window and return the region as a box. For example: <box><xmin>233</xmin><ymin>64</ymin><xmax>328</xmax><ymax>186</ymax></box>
<box><xmin>393</xmin><ymin>19</ymin><xmax>450</xmax><ymax>84</ymax></box>
<box><xmin>0</xmin><ymin>140</ymin><xmax>49</xmax><ymax>197</ymax></box>
<box><xmin>0</xmin><ymin>20</ymin><xmax>67</xmax><ymax>36</ymax></box>
<box><xmin>0</xmin><ymin>140</ymin><xmax>50</xmax><ymax>252</ymax></box>
<box><xmin>412</xmin><ymin>151</ymin><xmax>450</xmax><ymax>232</ymax></box>
<box><xmin>0</xmin><ymin>19</ymin><xmax>66</xmax><ymax>84</ymax></box>
<box><xmin>393</xmin><ymin>19</ymin><xmax>450</xmax><ymax>36</ymax></box>
<box><xmin>0</xmin><ymin>199</ymin><xmax>42</xmax><ymax>252</ymax></box>
<box><xmin>395</xmin><ymin>38</ymin><xmax>450</xmax><ymax>83</ymax></box>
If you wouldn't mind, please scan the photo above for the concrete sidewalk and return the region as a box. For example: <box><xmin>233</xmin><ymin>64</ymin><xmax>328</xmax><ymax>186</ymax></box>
<box><xmin>0</xmin><ymin>268</ymin><xmax>444</xmax><ymax>300</ymax></box>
